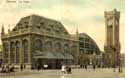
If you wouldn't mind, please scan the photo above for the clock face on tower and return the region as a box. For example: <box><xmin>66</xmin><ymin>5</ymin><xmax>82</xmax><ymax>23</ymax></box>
<box><xmin>116</xmin><ymin>20</ymin><xmax>119</xmax><ymax>26</ymax></box>
<box><xmin>107</xmin><ymin>19</ymin><xmax>113</xmax><ymax>26</ymax></box>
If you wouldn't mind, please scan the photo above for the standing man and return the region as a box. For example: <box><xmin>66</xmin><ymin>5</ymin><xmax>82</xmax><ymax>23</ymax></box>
<box><xmin>118</xmin><ymin>56</ymin><xmax>123</xmax><ymax>73</ymax></box>
<box><xmin>61</xmin><ymin>65</ymin><xmax>66</xmax><ymax>73</ymax></box>
<box><xmin>37</xmin><ymin>64</ymin><xmax>40</xmax><ymax>71</ymax></box>
<box><xmin>20</xmin><ymin>64</ymin><xmax>23</xmax><ymax>71</ymax></box>
<box><xmin>92</xmin><ymin>59</ymin><xmax>96</xmax><ymax>70</ymax></box>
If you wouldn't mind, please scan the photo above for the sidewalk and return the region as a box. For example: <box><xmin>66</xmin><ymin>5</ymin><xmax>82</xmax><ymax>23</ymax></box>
<box><xmin>0</xmin><ymin>68</ymin><xmax>125</xmax><ymax>78</ymax></box>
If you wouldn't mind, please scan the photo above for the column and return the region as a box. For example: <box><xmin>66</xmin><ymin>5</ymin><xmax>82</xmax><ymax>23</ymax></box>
<box><xmin>2</xmin><ymin>43</ymin><xmax>4</xmax><ymax>64</ymax></box>
<box><xmin>52</xmin><ymin>38</ymin><xmax>55</xmax><ymax>53</ymax></box>
<box><xmin>14</xmin><ymin>42</ymin><xmax>16</xmax><ymax>64</ymax></box>
<box><xmin>28</xmin><ymin>35</ymin><xmax>32</xmax><ymax>65</ymax></box>
<box><xmin>2</xmin><ymin>42</ymin><xmax>6</xmax><ymax>64</ymax></box>
<box><xmin>42</xmin><ymin>36</ymin><xmax>45</xmax><ymax>52</ymax></box>
<box><xmin>8</xmin><ymin>42</ymin><xmax>11</xmax><ymax>64</ymax></box>
<box><xmin>20</xmin><ymin>39</ymin><xmax>23</xmax><ymax>64</ymax></box>
<box><xmin>75</xmin><ymin>41</ymin><xmax>79</xmax><ymax>65</ymax></box>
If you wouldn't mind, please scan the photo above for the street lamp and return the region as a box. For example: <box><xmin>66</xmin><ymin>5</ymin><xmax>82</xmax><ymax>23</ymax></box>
<box><xmin>113</xmin><ymin>48</ymin><xmax>116</xmax><ymax>72</ymax></box>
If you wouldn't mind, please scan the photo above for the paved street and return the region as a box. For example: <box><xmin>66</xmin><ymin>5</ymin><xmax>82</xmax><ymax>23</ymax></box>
<box><xmin>0</xmin><ymin>68</ymin><xmax>125</xmax><ymax>78</ymax></box>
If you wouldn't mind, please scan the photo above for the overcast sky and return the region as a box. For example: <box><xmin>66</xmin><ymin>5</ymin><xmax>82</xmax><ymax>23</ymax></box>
<box><xmin>0</xmin><ymin>0</ymin><xmax>125</xmax><ymax>53</ymax></box>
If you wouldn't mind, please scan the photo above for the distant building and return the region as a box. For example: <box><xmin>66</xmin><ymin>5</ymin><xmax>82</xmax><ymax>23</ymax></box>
<box><xmin>78</xmin><ymin>33</ymin><xmax>100</xmax><ymax>55</ymax></box>
<box><xmin>77</xmin><ymin>33</ymin><xmax>101</xmax><ymax>67</ymax></box>
<box><xmin>1</xmin><ymin>14</ymin><xmax>101</xmax><ymax>68</ymax></box>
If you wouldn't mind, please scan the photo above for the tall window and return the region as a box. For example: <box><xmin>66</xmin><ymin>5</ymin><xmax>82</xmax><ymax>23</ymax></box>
<box><xmin>16</xmin><ymin>41</ymin><xmax>20</xmax><ymax>63</ymax></box>
<box><xmin>34</xmin><ymin>39</ymin><xmax>42</xmax><ymax>52</ymax></box>
<box><xmin>64</xmin><ymin>44</ymin><xmax>69</xmax><ymax>53</ymax></box>
<box><xmin>71</xmin><ymin>45</ymin><xmax>76</xmax><ymax>54</ymax></box>
<box><xmin>85</xmin><ymin>43</ymin><xmax>89</xmax><ymax>48</ymax></box>
<box><xmin>45</xmin><ymin>41</ymin><xmax>52</xmax><ymax>52</ymax></box>
<box><xmin>4</xmin><ymin>43</ymin><xmax>9</xmax><ymax>63</ymax></box>
<box><xmin>55</xmin><ymin>43</ymin><xmax>61</xmax><ymax>52</ymax></box>
<box><xmin>10</xmin><ymin>42</ymin><xmax>15</xmax><ymax>63</ymax></box>
<box><xmin>23</xmin><ymin>39</ymin><xmax>28</xmax><ymax>63</ymax></box>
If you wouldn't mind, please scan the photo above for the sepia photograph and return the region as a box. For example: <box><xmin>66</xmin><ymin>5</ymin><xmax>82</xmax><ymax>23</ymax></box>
<box><xmin>0</xmin><ymin>0</ymin><xmax>125</xmax><ymax>78</ymax></box>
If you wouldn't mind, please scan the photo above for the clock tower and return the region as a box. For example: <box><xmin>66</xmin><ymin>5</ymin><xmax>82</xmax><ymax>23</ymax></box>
<box><xmin>104</xmin><ymin>9</ymin><xmax>121</xmax><ymax>67</ymax></box>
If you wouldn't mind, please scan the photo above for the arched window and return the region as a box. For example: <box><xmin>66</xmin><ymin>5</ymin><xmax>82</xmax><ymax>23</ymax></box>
<box><xmin>64</xmin><ymin>44</ymin><xmax>70</xmax><ymax>53</ymax></box>
<box><xmin>71</xmin><ymin>45</ymin><xmax>77</xmax><ymax>53</ymax></box>
<box><xmin>55</xmin><ymin>43</ymin><xmax>61</xmax><ymax>52</ymax></box>
<box><xmin>4</xmin><ymin>43</ymin><xmax>9</xmax><ymax>63</ymax></box>
<box><xmin>45</xmin><ymin>41</ymin><xmax>52</xmax><ymax>52</ymax></box>
<box><xmin>34</xmin><ymin>39</ymin><xmax>42</xmax><ymax>52</ymax></box>
<box><xmin>16</xmin><ymin>41</ymin><xmax>20</xmax><ymax>63</ymax></box>
<box><xmin>23</xmin><ymin>39</ymin><xmax>28</xmax><ymax>63</ymax></box>
<box><xmin>10</xmin><ymin>42</ymin><xmax>15</xmax><ymax>63</ymax></box>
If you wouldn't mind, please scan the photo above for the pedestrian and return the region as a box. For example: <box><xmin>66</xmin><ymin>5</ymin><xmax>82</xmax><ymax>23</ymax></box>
<box><xmin>5</xmin><ymin>65</ymin><xmax>10</xmax><ymax>73</ymax></box>
<box><xmin>85</xmin><ymin>65</ymin><xmax>87</xmax><ymax>70</ymax></box>
<box><xmin>66</xmin><ymin>66</ymin><xmax>68</xmax><ymax>74</ymax></box>
<box><xmin>10</xmin><ymin>65</ymin><xmax>15</xmax><ymax>72</ymax></box>
<box><xmin>2</xmin><ymin>66</ymin><xmax>5</xmax><ymax>73</ymax></box>
<box><xmin>61</xmin><ymin>65</ymin><xmax>66</xmax><ymax>73</ymax></box>
<box><xmin>85</xmin><ymin>60</ymin><xmax>88</xmax><ymax>70</ymax></box>
<box><xmin>37</xmin><ymin>64</ymin><xmax>40</xmax><ymax>71</ymax></box>
<box><xmin>118</xmin><ymin>57</ymin><xmax>123</xmax><ymax>73</ymax></box>
<box><xmin>20</xmin><ymin>64</ymin><xmax>23</xmax><ymax>71</ymax></box>
<box><xmin>92</xmin><ymin>60</ymin><xmax>96</xmax><ymax>70</ymax></box>
<box><xmin>44</xmin><ymin>64</ymin><xmax>48</xmax><ymax>70</ymax></box>
<box><xmin>0</xmin><ymin>66</ymin><xmax>2</xmax><ymax>73</ymax></box>
<box><xmin>68</xmin><ymin>66</ymin><xmax>72</xmax><ymax>74</ymax></box>
<box><xmin>93</xmin><ymin>64</ymin><xmax>96</xmax><ymax>70</ymax></box>
<box><xmin>66</xmin><ymin>66</ymin><xmax>70</xmax><ymax>74</ymax></box>
<box><xmin>24</xmin><ymin>65</ymin><xmax>26</xmax><ymax>69</ymax></box>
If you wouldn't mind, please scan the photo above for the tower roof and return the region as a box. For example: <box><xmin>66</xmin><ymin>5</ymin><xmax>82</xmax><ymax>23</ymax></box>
<box><xmin>104</xmin><ymin>9</ymin><xmax>120</xmax><ymax>16</ymax></box>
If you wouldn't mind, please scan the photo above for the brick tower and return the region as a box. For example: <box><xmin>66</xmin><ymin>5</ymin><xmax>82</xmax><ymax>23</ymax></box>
<box><xmin>104</xmin><ymin>9</ymin><xmax>121</xmax><ymax>67</ymax></box>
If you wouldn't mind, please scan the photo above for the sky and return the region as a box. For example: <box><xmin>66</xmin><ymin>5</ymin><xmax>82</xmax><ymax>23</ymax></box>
<box><xmin>0</xmin><ymin>0</ymin><xmax>125</xmax><ymax>53</ymax></box>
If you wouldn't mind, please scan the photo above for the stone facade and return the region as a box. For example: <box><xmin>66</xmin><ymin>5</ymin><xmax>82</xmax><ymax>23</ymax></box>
<box><xmin>104</xmin><ymin>9</ymin><xmax>121</xmax><ymax>67</ymax></box>
<box><xmin>1</xmin><ymin>14</ymin><xmax>101</xmax><ymax>68</ymax></box>
<box><xmin>1</xmin><ymin>15</ymin><xmax>79</xmax><ymax>68</ymax></box>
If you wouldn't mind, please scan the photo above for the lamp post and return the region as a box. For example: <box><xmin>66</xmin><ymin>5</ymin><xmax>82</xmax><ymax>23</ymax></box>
<box><xmin>113</xmin><ymin>48</ymin><xmax>116</xmax><ymax>72</ymax></box>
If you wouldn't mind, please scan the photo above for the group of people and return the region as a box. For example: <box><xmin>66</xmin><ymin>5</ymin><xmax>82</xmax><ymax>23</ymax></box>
<box><xmin>20</xmin><ymin>64</ymin><xmax>26</xmax><ymax>71</ymax></box>
<box><xmin>61</xmin><ymin>65</ymin><xmax>72</xmax><ymax>74</ymax></box>
<box><xmin>0</xmin><ymin>65</ymin><xmax>15</xmax><ymax>73</ymax></box>
<box><xmin>0</xmin><ymin>64</ymin><xmax>26</xmax><ymax>73</ymax></box>
<box><xmin>36</xmin><ymin>64</ymin><xmax>48</xmax><ymax>71</ymax></box>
